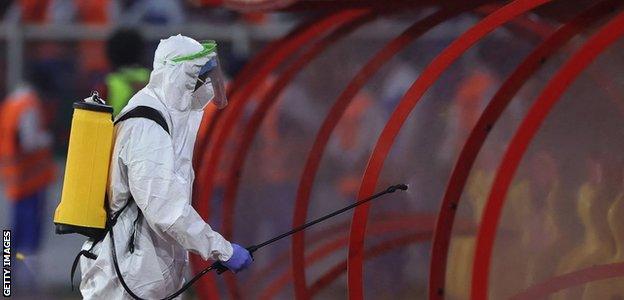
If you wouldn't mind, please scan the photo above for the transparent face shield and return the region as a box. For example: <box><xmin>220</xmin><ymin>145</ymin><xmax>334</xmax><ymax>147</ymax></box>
<box><xmin>172</xmin><ymin>40</ymin><xmax>228</xmax><ymax>110</ymax></box>
<box><xmin>195</xmin><ymin>54</ymin><xmax>228</xmax><ymax>108</ymax></box>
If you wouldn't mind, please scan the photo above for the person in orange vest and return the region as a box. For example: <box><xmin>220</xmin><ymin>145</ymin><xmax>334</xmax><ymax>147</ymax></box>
<box><xmin>0</xmin><ymin>85</ymin><xmax>56</xmax><ymax>289</ymax></box>
<box><xmin>0</xmin><ymin>87</ymin><xmax>55</xmax><ymax>253</ymax></box>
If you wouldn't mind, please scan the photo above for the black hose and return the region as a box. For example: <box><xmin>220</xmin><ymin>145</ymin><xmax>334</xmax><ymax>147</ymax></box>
<box><xmin>110</xmin><ymin>224</ymin><xmax>219</xmax><ymax>300</ymax></box>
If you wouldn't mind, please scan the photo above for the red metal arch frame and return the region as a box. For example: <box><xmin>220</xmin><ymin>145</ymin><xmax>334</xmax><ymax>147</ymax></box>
<box><xmin>189</xmin><ymin>2</ymin><xmax>572</xmax><ymax>299</ymax></box>
<box><xmin>347</xmin><ymin>0</ymin><xmax>554</xmax><ymax>298</ymax></box>
<box><xmin>429</xmin><ymin>1</ymin><xmax>621</xmax><ymax>298</ymax></box>
<box><xmin>191</xmin><ymin>10</ymin><xmax>366</xmax><ymax>299</ymax></box>
<box><xmin>219</xmin><ymin>1</ymin><xmax>556</xmax><ymax>298</ymax></box>
<box><xmin>218</xmin><ymin>9</ymin><xmax>377</xmax><ymax>299</ymax></box>
<box><xmin>470</xmin><ymin>9</ymin><xmax>624</xmax><ymax>300</ymax></box>
<box><xmin>288</xmin><ymin>2</ymin><xmax>490</xmax><ymax>299</ymax></box>
<box><xmin>510</xmin><ymin>261</ymin><xmax>624</xmax><ymax>299</ymax></box>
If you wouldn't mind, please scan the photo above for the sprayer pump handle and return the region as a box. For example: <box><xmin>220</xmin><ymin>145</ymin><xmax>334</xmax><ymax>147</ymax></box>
<box><xmin>386</xmin><ymin>184</ymin><xmax>408</xmax><ymax>193</ymax></box>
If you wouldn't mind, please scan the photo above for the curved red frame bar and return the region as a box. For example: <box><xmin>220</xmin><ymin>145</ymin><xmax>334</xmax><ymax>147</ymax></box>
<box><xmin>218</xmin><ymin>9</ymin><xmax>376</xmax><ymax>299</ymax></box>
<box><xmin>428</xmin><ymin>1</ymin><xmax>620</xmax><ymax>298</ymax></box>
<box><xmin>470</xmin><ymin>9</ymin><xmax>624</xmax><ymax>300</ymax></box>
<box><xmin>510</xmin><ymin>261</ymin><xmax>624</xmax><ymax>299</ymax></box>
<box><xmin>191</xmin><ymin>11</ymin><xmax>365</xmax><ymax>299</ymax></box>
<box><xmin>347</xmin><ymin>0</ymin><xmax>554</xmax><ymax>298</ymax></box>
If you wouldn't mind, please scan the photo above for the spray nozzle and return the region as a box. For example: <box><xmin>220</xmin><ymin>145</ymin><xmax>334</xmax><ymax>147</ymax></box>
<box><xmin>386</xmin><ymin>184</ymin><xmax>408</xmax><ymax>193</ymax></box>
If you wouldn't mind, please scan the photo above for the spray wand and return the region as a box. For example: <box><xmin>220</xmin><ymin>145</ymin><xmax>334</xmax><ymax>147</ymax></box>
<box><xmin>210</xmin><ymin>183</ymin><xmax>408</xmax><ymax>275</ymax></box>
<box><xmin>116</xmin><ymin>183</ymin><xmax>408</xmax><ymax>300</ymax></box>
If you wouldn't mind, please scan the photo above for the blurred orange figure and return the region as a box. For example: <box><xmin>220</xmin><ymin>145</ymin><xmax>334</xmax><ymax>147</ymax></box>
<box><xmin>0</xmin><ymin>86</ymin><xmax>56</xmax><ymax>256</ymax></box>
<box><xmin>440</xmin><ymin>68</ymin><xmax>496</xmax><ymax>163</ymax></box>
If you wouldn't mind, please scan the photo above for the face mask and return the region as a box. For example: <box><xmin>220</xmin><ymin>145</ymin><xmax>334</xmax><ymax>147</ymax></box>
<box><xmin>191</xmin><ymin>80</ymin><xmax>215</xmax><ymax>111</ymax></box>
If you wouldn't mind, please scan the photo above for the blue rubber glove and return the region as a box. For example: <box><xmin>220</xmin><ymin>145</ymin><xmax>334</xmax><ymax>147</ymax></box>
<box><xmin>221</xmin><ymin>243</ymin><xmax>253</xmax><ymax>273</ymax></box>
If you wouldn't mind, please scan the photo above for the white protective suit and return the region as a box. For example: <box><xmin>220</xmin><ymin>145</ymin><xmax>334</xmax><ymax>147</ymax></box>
<box><xmin>79</xmin><ymin>35</ymin><xmax>233</xmax><ymax>299</ymax></box>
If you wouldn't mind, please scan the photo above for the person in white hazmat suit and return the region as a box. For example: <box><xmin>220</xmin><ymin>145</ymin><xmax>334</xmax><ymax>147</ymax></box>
<box><xmin>79</xmin><ymin>35</ymin><xmax>252</xmax><ymax>299</ymax></box>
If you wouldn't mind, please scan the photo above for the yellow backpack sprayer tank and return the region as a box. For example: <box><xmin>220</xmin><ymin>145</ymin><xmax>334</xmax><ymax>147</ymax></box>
<box><xmin>54</xmin><ymin>92</ymin><xmax>113</xmax><ymax>238</ymax></box>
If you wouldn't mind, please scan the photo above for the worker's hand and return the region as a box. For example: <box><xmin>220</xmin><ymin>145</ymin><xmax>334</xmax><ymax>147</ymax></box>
<box><xmin>221</xmin><ymin>243</ymin><xmax>253</xmax><ymax>273</ymax></box>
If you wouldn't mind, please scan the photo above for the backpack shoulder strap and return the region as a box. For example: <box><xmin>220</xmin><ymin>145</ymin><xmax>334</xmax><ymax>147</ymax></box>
<box><xmin>114</xmin><ymin>106</ymin><xmax>169</xmax><ymax>135</ymax></box>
